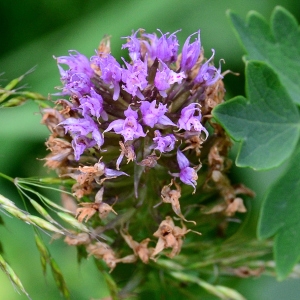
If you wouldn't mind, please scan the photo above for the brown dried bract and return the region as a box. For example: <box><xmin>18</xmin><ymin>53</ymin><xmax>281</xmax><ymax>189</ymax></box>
<box><xmin>151</xmin><ymin>216</ymin><xmax>200</xmax><ymax>259</ymax></box>
<box><xmin>64</xmin><ymin>232</ymin><xmax>91</xmax><ymax>246</ymax></box>
<box><xmin>160</xmin><ymin>179</ymin><xmax>195</xmax><ymax>224</ymax></box>
<box><xmin>43</xmin><ymin>135</ymin><xmax>73</xmax><ymax>169</ymax></box>
<box><xmin>76</xmin><ymin>187</ymin><xmax>117</xmax><ymax>222</ymax></box>
<box><xmin>202</xmin><ymin>78</ymin><xmax>225</xmax><ymax>115</ymax></box>
<box><xmin>116</xmin><ymin>141</ymin><xmax>136</xmax><ymax>170</ymax></box>
<box><xmin>137</xmin><ymin>151</ymin><xmax>159</xmax><ymax>168</ymax></box>
<box><xmin>121</xmin><ymin>230</ymin><xmax>153</xmax><ymax>264</ymax></box>
<box><xmin>60</xmin><ymin>192</ymin><xmax>77</xmax><ymax>215</ymax></box>
<box><xmin>182</xmin><ymin>135</ymin><xmax>204</xmax><ymax>156</ymax></box>
<box><xmin>54</xmin><ymin>99</ymin><xmax>74</xmax><ymax>117</ymax></box>
<box><xmin>66</xmin><ymin>159</ymin><xmax>114</xmax><ymax>198</ymax></box>
<box><xmin>87</xmin><ymin>242</ymin><xmax>137</xmax><ymax>272</ymax></box>
<box><xmin>203</xmin><ymin>123</ymin><xmax>255</xmax><ymax>216</ymax></box>
<box><xmin>97</xmin><ymin>35</ymin><xmax>111</xmax><ymax>56</ymax></box>
<box><xmin>87</xmin><ymin>242</ymin><xmax>118</xmax><ymax>272</ymax></box>
<box><xmin>41</xmin><ymin>108</ymin><xmax>65</xmax><ymax>137</ymax></box>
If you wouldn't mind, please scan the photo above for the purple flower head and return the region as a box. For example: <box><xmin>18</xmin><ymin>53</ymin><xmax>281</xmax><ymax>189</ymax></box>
<box><xmin>154</xmin><ymin>60</ymin><xmax>186</xmax><ymax>97</ymax></box>
<box><xmin>79</xmin><ymin>88</ymin><xmax>108</xmax><ymax>120</ymax></box>
<box><xmin>59</xmin><ymin>115</ymin><xmax>104</xmax><ymax>148</ymax></box>
<box><xmin>177</xmin><ymin>149</ymin><xmax>198</xmax><ymax>189</ymax></box>
<box><xmin>62</xmin><ymin>72</ymin><xmax>93</xmax><ymax>97</ymax></box>
<box><xmin>121</xmin><ymin>58</ymin><xmax>148</xmax><ymax>100</ymax></box>
<box><xmin>180</xmin><ymin>30</ymin><xmax>201</xmax><ymax>71</ymax></box>
<box><xmin>104</xmin><ymin>106</ymin><xmax>146</xmax><ymax>142</ymax></box>
<box><xmin>152</xmin><ymin>130</ymin><xmax>176</xmax><ymax>153</ymax></box>
<box><xmin>140</xmin><ymin>100</ymin><xmax>176</xmax><ymax>128</ymax></box>
<box><xmin>143</xmin><ymin>29</ymin><xmax>180</xmax><ymax>63</ymax></box>
<box><xmin>72</xmin><ymin>135</ymin><xmax>96</xmax><ymax>161</ymax></box>
<box><xmin>91</xmin><ymin>54</ymin><xmax>122</xmax><ymax>100</ymax></box>
<box><xmin>178</xmin><ymin>103</ymin><xmax>208</xmax><ymax>138</ymax></box>
<box><xmin>194</xmin><ymin>49</ymin><xmax>223</xmax><ymax>86</ymax></box>
<box><xmin>121</xmin><ymin>29</ymin><xmax>142</xmax><ymax>61</ymax></box>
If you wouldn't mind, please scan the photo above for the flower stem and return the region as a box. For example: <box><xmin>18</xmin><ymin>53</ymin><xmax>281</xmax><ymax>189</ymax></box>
<box><xmin>0</xmin><ymin>172</ymin><xmax>14</xmax><ymax>183</ymax></box>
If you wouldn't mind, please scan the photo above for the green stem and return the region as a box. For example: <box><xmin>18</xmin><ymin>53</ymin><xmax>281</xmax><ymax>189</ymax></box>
<box><xmin>0</xmin><ymin>172</ymin><xmax>14</xmax><ymax>183</ymax></box>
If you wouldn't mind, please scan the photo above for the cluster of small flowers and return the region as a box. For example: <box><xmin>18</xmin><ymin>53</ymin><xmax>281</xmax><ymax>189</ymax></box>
<box><xmin>40</xmin><ymin>29</ymin><xmax>255</xmax><ymax>270</ymax></box>
<box><xmin>53</xmin><ymin>29</ymin><xmax>223</xmax><ymax>191</ymax></box>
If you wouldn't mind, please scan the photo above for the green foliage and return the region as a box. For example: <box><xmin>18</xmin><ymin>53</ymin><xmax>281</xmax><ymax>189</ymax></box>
<box><xmin>213</xmin><ymin>61</ymin><xmax>300</xmax><ymax>170</ymax></box>
<box><xmin>228</xmin><ymin>7</ymin><xmax>300</xmax><ymax>105</ymax></box>
<box><xmin>0</xmin><ymin>253</ymin><xmax>31</xmax><ymax>299</ymax></box>
<box><xmin>0</xmin><ymin>69</ymin><xmax>46</xmax><ymax>108</ymax></box>
<box><xmin>214</xmin><ymin>5</ymin><xmax>300</xmax><ymax>280</ymax></box>
<box><xmin>258</xmin><ymin>145</ymin><xmax>300</xmax><ymax>279</ymax></box>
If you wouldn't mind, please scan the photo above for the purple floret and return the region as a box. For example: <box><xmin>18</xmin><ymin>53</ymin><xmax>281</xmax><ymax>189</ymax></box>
<box><xmin>152</xmin><ymin>130</ymin><xmax>176</xmax><ymax>153</ymax></box>
<box><xmin>121</xmin><ymin>58</ymin><xmax>148</xmax><ymax>100</ymax></box>
<box><xmin>60</xmin><ymin>115</ymin><xmax>104</xmax><ymax>149</ymax></box>
<box><xmin>79</xmin><ymin>88</ymin><xmax>108</xmax><ymax>120</ymax></box>
<box><xmin>178</xmin><ymin>103</ymin><xmax>208</xmax><ymax>137</ymax></box>
<box><xmin>103</xmin><ymin>106</ymin><xmax>146</xmax><ymax>142</ymax></box>
<box><xmin>180</xmin><ymin>30</ymin><xmax>201</xmax><ymax>71</ymax></box>
<box><xmin>143</xmin><ymin>29</ymin><xmax>180</xmax><ymax>63</ymax></box>
<box><xmin>194</xmin><ymin>49</ymin><xmax>223</xmax><ymax>86</ymax></box>
<box><xmin>154</xmin><ymin>60</ymin><xmax>186</xmax><ymax>97</ymax></box>
<box><xmin>72</xmin><ymin>136</ymin><xmax>96</xmax><ymax>160</ymax></box>
<box><xmin>56</xmin><ymin>50</ymin><xmax>94</xmax><ymax>78</ymax></box>
<box><xmin>176</xmin><ymin>149</ymin><xmax>198</xmax><ymax>189</ymax></box>
<box><xmin>91</xmin><ymin>54</ymin><xmax>122</xmax><ymax>100</ymax></box>
<box><xmin>121</xmin><ymin>29</ymin><xmax>142</xmax><ymax>61</ymax></box>
<box><xmin>55</xmin><ymin>51</ymin><xmax>94</xmax><ymax>97</ymax></box>
<box><xmin>140</xmin><ymin>100</ymin><xmax>176</xmax><ymax>128</ymax></box>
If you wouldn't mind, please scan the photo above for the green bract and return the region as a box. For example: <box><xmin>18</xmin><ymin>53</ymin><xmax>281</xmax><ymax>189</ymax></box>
<box><xmin>213</xmin><ymin>61</ymin><xmax>300</xmax><ymax>170</ymax></box>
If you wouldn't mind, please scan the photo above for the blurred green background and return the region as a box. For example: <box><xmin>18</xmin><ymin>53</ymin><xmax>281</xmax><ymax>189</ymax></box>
<box><xmin>1</xmin><ymin>0</ymin><xmax>300</xmax><ymax>299</ymax></box>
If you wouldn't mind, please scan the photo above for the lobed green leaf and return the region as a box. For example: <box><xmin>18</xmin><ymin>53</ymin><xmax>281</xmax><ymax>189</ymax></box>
<box><xmin>258</xmin><ymin>144</ymin><xmax>300</xmax><ymax>279</ymax></box>
<box><xmin>228</xmin><ymin>6</ymin><xmax>300</xmax><ymax>105</ymax></box>
<box><xmin>213</xmin><ymin>61</ymin><xmax>300</xmax><ymax>170</ymax></box>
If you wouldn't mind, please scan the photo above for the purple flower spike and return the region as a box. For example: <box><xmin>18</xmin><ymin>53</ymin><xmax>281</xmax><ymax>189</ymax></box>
<box><xmin>194</xmin><ymin>49</ymin><xmax>223</xmax><ymax>86</ymax></box>
<box><xmin>152</xmin><ymin>130</ymin><xmax>176</xmax><ymax>153</ymax></box>
<box><xmin>60</xmin><ymin>115</ymin><xmax>104</xmax><ymax>148</ymax></box>
<box><xmin>143</xmin><ymin>29</ymin><xmax>180</xmax><ymax>63</ymax></box>
<box><xmin>177</xmin><ymin>149</ymin><xmax>198</xmax><ymax>190</ymax></box>
<box><xmin>154</xmin><ymin>61</ymin><xmax>186</xmax><ymax>97</ymax></box>
<box><xmin>72</xmin><ymin>136</ymin><xmax>96</xmax><ymax>161</ymax></box>
<box><xmin>121</xmin><ymin>29</ymin><xmax>142</xmax><ymax>61</ymax></box>
<box><xmin>91</xmin><ymin>54</ymin><xmax>122</xmax><ymax>100</ymax></box>
<box><xmin>180</xmin><ymin>30</ymin><xmax>201</xmax><ymax>71</ymax></box>
<box><xmin>140</xmin><ymin>100</ymin><xmax>176</xmax><ymax>128</ymax></box>
<box><xmin>178</xmin><ymin>103</ymin><xmax>208</xmax><ymax>138</ymax></box>
<box><xmin>79</xmin><ymin>88</ymin><xmax>108</xmax><ymax>120</ymax></box>
<box><xmin>122</xmin><ymin>58</ymin><xmax>148</xmax><ymax>100</ymax></box>
<box><xmin>104</xmin><ymin>106</ymin><xmax>146</xmax><ymax>142</ymax></box>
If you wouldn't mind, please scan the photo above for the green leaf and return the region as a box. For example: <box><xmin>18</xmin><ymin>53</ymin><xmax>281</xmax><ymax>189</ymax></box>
<box><xmin>258</xmin><ymin>145</ymin><xmax>300</xmax><ymax>279</ymax></box>
<box><xmin>212</xmin><ymin>61</ymin><xmax>300</xmax><ymax>170</ymax></box>
<box><xmin>228</xmin><ymin>6</ymin><xmax>300</xmax><ymax>105</ymax></box>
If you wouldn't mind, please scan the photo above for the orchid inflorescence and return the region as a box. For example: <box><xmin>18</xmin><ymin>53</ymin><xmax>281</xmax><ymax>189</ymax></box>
<box><xmin>41</xmin><ymin>28</ymin><xmax>251</xmax><ymax>271</ymax></box>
